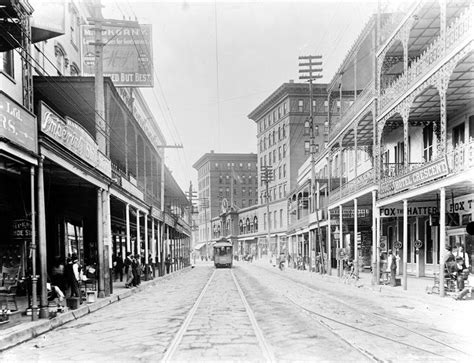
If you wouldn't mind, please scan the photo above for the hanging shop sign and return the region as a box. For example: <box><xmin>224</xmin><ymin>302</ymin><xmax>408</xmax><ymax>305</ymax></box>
<box><xmin>0</xmin><ymin>92</ymin><xmax>37</xmax><ymax>153</ymax></box>
<box><xmin>380</xmin><ymin>201</ymin><xmax>438</xmax><ymax>218</ymax></box>
<box><xmin>11</xmin><ymin>219</ymin><xmax>32</xmax><ymax>240</ymax></box>
<box><xmin>380</xmin><ymin>157</ymin><xmax>449</xmax><ymax>197</ymax></box>
<box><xmin>329</xmin><ymin>208</ymin><xmax>371</xmax><ymax>219</ymax></box>
<box><xmin>81</xmin><ymin>22</ymin><xmax>153</xmax><ymax>87</ymax></box>
<box><xmin>447</xmin><ymin>193</ymin><xmax>474</xmax><ymax>215</ymax></box>
<box><xmin>39</xmin><ymin>102</ymin><xmax>111</xmax><ymax>177</ymax></box>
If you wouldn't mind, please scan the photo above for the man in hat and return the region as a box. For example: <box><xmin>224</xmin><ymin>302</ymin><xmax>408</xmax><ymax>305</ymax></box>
<box><xmin>65</xmin><ymin>254</ymin><xmax>81</xmax><ymax>298</ymax></box>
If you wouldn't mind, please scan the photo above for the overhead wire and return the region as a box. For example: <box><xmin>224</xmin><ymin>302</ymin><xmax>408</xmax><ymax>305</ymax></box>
<box><xmin>0</xmin><ymin>8</ymin><xmax>140</xmax><ymax>152</ymax></box>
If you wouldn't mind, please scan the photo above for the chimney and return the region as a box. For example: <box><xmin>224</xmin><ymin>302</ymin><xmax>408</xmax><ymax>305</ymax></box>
<box><xmin>289</xmin><ymin>79</ymin><xmax>294</xmax><ymax>83</ymax></box>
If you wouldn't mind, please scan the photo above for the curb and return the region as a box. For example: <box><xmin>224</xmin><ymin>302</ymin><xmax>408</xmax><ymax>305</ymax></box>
<box><xmin>0</xmin><ymin>267</ymin><xmax>191</xmax><ymax>352</ymax></box>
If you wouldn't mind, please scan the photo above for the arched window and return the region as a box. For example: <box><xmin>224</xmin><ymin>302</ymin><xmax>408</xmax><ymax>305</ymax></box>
<box><xmin>70</xmin><ymin>61</ymin><xmax>80</xmax><ymax>78</ymax></box>
<box><xmin>282</xmin><ymin>124</ymin><xmax>286</xmax><ymax>138</ymax></box>
<box><xmin>278</xmin><ymin>127</ymin><xmax>281</xmax><ymax>140</ymax></box>
<box><xmin>254</xmin><ymin>216</ymin><xmax>258</xmax><ymax>232</ymax></box>
<box><xmin>54</xmin><ymin>42</ymin><xmax>68</xmax><ymax>75</ymax></box>
<box><xmin>246</xmin><ymin>218</ymin><xmax>251</xmax><ymax>234</ymax></box>
<box><xmin>239</xmin><ymin>220</ymin><xmax>243</xmax><ymax>234</ymax></box>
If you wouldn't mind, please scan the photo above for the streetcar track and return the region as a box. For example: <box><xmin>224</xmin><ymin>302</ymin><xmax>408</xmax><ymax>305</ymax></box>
<box><xmin>230</xmin><ymin>269</ymin><xmax>276</xmax><ymax>362</ymax></box>
<box><xmin>261</xmin><ymin>264</ymin><xmax>469</xmax><ymax>357</ymax></box>
<box><xmin>161</xmin><ymin>269</ymin><xmax>216</xmax><ymax>362</ymax></box>
<box><xmin>285</xmin><ymin>294</ymin><xmax>453</xmax><ymax>361</ymax></box>
<box><xmin>162</xmin><ymin>267</ymin><xmax>275</xmax><ymax>362</ymax></box>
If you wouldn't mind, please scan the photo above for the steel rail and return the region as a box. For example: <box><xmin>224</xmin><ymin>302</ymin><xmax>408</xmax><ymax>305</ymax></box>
<box><xmin>161</xmin><ymin>269</ymin><xmax>216</xmax><ymax>362</ymax></box>
<box><xmin>231</xmin><ymin>270</ymin><xmax>276</xmax><ymax>362</ymax></box>
<box><xmin>258</xmin><ymin>265</ymin><xmax>468</xmax><ymax>358</ymax></box>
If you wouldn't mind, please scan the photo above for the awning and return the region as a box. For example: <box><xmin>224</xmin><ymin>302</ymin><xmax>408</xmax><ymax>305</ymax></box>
<box><xmin>193</xmin><ymin>242</ymin><xmax>207</xmax><ymax>250</ymax></box>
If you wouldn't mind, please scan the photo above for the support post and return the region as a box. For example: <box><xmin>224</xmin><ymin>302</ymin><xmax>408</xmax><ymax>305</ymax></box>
<box><xmin>144</xmin><ymin>213</ymin><xmax>149</xmax><ymax>280</ymax></box>
<box><xmin>97</xmin><ymin>188</ymin><xmax>105</xmax><ymax>298</ymax></box>
<box><xmin>126</xmin><ymin>204</ymin><xmax>130</xmax><ymax>253</ymax></box>
<box><xmin>30</xmin><ymin>166</ymin><xmax>38</xmax><ymax>320</ymax></box>
<box><xmin>354</xmin><ymin>198</ymin><xmax>358</xmax><ymax>278</ymax></box>
<box><xmin>327</xmin><ymin>209</ymin><xmax>332</xmax><ymax>276</ymax></box>
<box><xmin>372</xmin><ymin>190</ymin><xmax>377</xmax><ymax>285</ymax></box>
<box><xmin>440</xmin><ymin>187</ymin><xmax>446</xmax><ymax>297</ymax></box>
<box><xmin>403</xmin><ymin>199</ymin><xmax>408</xmax><ymax>290</ymax></box>
<box><xmin>339</xmin><ymin>204</ymin><xmax>343</xmax><ymax>277</ymax></box>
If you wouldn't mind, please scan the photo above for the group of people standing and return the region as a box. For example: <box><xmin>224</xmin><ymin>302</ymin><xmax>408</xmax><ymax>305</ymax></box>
<box><xmin>445</xmin><ymin>245</ymin><xmax>471</xmax><ymax>300</ymax></box>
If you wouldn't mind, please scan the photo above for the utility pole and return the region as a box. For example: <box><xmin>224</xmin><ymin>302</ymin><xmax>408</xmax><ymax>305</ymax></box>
<box><xmin>299</xmin><ymin>54</ymin><xmax>323</xmax><ymax>273</ymax></box>
<box><xmin>261</xmin><ymin>166</ymin><xmax>273</xmax><ymax>259</ymax></box>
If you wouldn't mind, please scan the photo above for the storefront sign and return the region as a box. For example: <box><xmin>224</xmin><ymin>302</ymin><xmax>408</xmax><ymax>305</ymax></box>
<box><xmin>380</xmin><ymin>202</ymin><xmax>438</xmax><ymax>218</ymax></box>
<box><xmin>380</xmin><ymin>158</ymin><xmax>449</xmax><ymax>197</ymax></box>
<box><xmin>329</xmin><ymin>208</ymin><xmax>371</xmax><ymax>219</ymax></box>
<box><xmin>164</xmin><ymin>213</ymin><xmax>175</xmax><ymax>227</ymax></box>
<box><xmin>151</xmin><ymin>207</ymin><xmax>163</xmax><ymax>221</ymax></box>
<box><xmin>40</xmin><ymin>102</ymin><xmax>111</xmax><ymax>177</ymax></box>
<box><xmin>448</xmin><ymin>193</ymin><xmax>474</xmax><ymax>214</ymax></box>
<box><xmin>0</xmin><ymin>92</ymin><xmax>37</xmax><ymax>153</ymax></box>
<box><xmin>11</xmin><ymin>219</ymin><xmax>32</xmax><ymax>240</ymax></box>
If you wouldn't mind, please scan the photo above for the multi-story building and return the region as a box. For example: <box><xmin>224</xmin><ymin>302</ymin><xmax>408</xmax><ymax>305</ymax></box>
<box><xmin>192</xmin><ymin>151</ymin><xmax>258</xmax><ymax>252</ymax></box>
<box><xmin>0</xmin><ymin>0</ymin><xmax>191</xmax><ymax>318</ymax></box>
<box><xmin>248</xmin><ymin>81</ymin><xmax>329</xmax><ymax>257</ymax></box>
<box><xmin>289</xmin><ymin>0</ymin><xmax>473</xmax><ymax>296</ymax></box>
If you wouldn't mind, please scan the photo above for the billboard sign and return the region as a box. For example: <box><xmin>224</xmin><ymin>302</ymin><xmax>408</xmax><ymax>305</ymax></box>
<box><xmin>0</xmin><ymin>92</ymin><xmax>37</xmax><ymax>153</ymax></box>
<box><xmin>82</xmin><ymin>22</ymin><xmax>153</xmax><ymax>87</ymax></box>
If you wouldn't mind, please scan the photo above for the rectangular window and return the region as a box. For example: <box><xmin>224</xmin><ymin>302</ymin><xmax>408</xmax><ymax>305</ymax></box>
<box><xmin>278</xmin><ymin>106</ymin><xmax>281</xmax><ymax>119</ymax></box>
<box><xmin>452</xmin><ymin>123</ymin><xmax>465</xmax><ymax>147</ymax></box>
<box><xmin>423</xmin><ymin>124</ymin><xmax>433</xmax><ymax>162</ymax></box>
<box><xmin>336</xmin><ymin>100</ymin><xmax>341</xmax><ymax>112</ymax></box>
<box><xmin>312</xmin><ymin>99</ymin><xmax>316</xmax><ymax>113</ymax></box>
<box><xmin>280</xmin><ymin>209</ymin><xmax>283</xmax><ymax>227</ymax></box>
<box><xmin>314</xmin><ymin>125</ymin><xmax>319</xmax><ymax>136</ymax></box>
<box><xmin>283</xmin><ymin>164</ymin><xmax>286</xmax><ymax>178</ymax></box>
<box><xmin>242</xmin><ymin>199</ymin><xmax>246</xmax><ymax>208</ymax></box>
<box><xmin>283</xmin><ymin>103</ymin><xmax>287</xmax><ymax>114</ymax></box>
<box><xmin>1</xmin><ymin>51</ymin><xmax>14</xmax><ymax>78</ymax></box>
<box><xmin>279</xmin><ymin>186</ymin><xmax>282</xmax><ymax>198</ymax></box>
<box><xmin>469</xmin><ymin>115</ymin><xmax>474</xmax><ymax>140</ymax></box>
<box><xmin>324</xmin><ymin>100</ymin><xmax>329</xmax><ymax>112</ymax></box>
<box><xmin>298</xmin><ymin>99</ymin><xmax>304</xmax><ymax>112</ymax></box>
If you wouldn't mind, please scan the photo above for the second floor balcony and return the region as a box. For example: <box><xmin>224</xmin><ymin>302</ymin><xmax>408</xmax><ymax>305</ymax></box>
<box><xmin>329</xmin><ymin>168</ymin><xmax>376</xmax><ymax>205</ymax></box>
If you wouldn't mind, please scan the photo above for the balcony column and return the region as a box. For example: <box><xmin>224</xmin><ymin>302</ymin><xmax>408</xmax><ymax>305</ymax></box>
<box><xmin>136</xmin><ymin>209</ymin><xmax>140</xmax><ymax>256</ymax></box>
<box><xmin>126</xmin><ymin>204</ymin><xmax>131</xmax><ymax>253</ymax></box>
<box><xmin>353</xmin><ymin>57</ymin><xmax>357</xmax><ymax>101</ymax></box>
<box><xmin>440</xmin><ymin>0</ymin><xmax>446</xmax><ymax>51</ymax></box>
<box><xmin>403</xmin><ymin>199</ymin><xmax>408</xmax><ymax>290</ymax></box>
<box><xmin>339</xmin><ymin>143</ymin><xmax>343</xmax><ymax>197</ymax></box>
<box><xmin>354</xmin><ymin>125</ymin><xmax>358</xmax><ymax>178</ymax></box>
<box><xmin>97</xmin><ymin>188</ymin><xmax>105</xmax><ymax>298</ymax></box>
<box><xmin>376</xmin><ymin>203</ymin><xmax>381</xmax><ymax>285</ymax></box>
<box><xmin>439</xmin><ymin>88</ymin><xmax>447</xmax><ymax>155</ymax></box>
<box><xmin>151</xmin><ymin>217</ymin><xmax>155</xmax><ymax>276</ymax></box>
<box><xmin>354</xmin><ymin>198</ymin><xmax>358</xmax><ymax>278</ymax></box>
<box><xmin>403</xmin><ymin>114</ymin><xmax>409</xmax><ymax>168</ymax></box>
<box><xmin>339</xmin><ymin>204</ymin><xmax>343</xmax><ymax>277</ymax></box>
<box><xmin>327</xmin><ymin>208</ymin><xmax>332</xmax><ymax>276</ymax></box>
<box><xmin>144</xmin><ymin>213</ymin><xmax>149</xmax><ymax>279</ymax></box>
<box><xmin>439</xmin><ymin>187</ymin><xmax>446</xmax><ymax>297</ymax></box>
<box><xmin>371</xmin><ymin>190</ymin><xmax>378</xmax><ymax>285</ymax></box>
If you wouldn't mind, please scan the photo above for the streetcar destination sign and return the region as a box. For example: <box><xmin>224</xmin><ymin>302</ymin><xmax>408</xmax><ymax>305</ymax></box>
<box><xmin>380</xmin><ymin>157</ymin><xmax>449</xmax><ymax>197</ymax></box>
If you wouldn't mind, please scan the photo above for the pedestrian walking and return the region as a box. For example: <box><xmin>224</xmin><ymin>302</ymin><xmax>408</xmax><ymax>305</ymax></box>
<box><xmin>113</xmin><ymin>253</ymin><xmax>124</xmax><ymax>282</ymax></box>
<box><xmin>124</xmin><ymin>252</ymin><xmax>134</xmax><ymax>288</ymax></box>
<box><xmin>165</xmin><ymin>254</ymin><xmax>171</xmax><ymax>274</ymax></box>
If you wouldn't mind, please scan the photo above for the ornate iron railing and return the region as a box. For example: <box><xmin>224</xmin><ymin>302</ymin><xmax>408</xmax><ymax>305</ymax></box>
<box><xmin>379</xmin><ymin>5</ymin><xmax>473</xmax><ymax>112</ymax></box>
<box><xmin>447</xmin><ymin>138</ymin><xmax>474</xmax><ymax>173</ymax></box>
<box><xmin>329</xmin><ymin>81</ymin><xmax>374</xmax><ymax>140</ymax></box>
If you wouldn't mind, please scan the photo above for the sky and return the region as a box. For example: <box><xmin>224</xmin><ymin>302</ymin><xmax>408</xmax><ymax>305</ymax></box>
<box><xmin>102</xmin><ymin>0</ymin><xmax>378</xmax><ymax>192</ymax></box>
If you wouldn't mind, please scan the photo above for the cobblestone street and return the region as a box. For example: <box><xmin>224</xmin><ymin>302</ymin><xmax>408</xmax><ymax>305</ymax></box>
<box><xmin>2</xmin><ymin>261</ymin><xmax>472</xmax><ymax>362</ymax></box>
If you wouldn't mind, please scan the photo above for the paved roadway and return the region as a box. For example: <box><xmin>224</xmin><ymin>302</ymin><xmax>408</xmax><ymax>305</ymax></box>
<box><xmin>1</xmin><ymin>261</ymin><xmax>473</xmax><ymax>362</ymax></box>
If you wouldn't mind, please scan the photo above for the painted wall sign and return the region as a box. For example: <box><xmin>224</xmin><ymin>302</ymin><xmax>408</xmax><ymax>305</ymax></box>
<box><xmin>40</xmin><ymin>102</ymin><xmax>111</xmax><ymax>177</ymax></box>
<box><xmin>82</xmin><ymin>23</ymin><xmax>153</xmax><ymax>87</ymax></box>
<box><xmin>0</xmin><ymin>92</ymin><xmax>37</xmax><ymax>153</ymax></box>
<box><xmin>380</xmin><ymin>157</ymin><xmax>449</xmax><ymax>197</ymax></box>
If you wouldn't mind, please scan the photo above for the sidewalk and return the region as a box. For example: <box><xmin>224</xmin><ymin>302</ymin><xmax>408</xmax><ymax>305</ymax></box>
<box><xmin>0</xmin><ymin>268</ymin><xmax>190</xmax><ymax>352</ymax></box>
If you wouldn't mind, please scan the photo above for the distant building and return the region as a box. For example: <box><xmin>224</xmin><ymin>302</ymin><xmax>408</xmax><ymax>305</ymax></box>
<box><xmin>192</xmin><ymin>151</ymin><xmax>258</xmax><ymax>247</ymax></box>
<box><xmin>247</xmin><ymin>81</ymin><xmax>330</xmax><ymax>256</ymax></box>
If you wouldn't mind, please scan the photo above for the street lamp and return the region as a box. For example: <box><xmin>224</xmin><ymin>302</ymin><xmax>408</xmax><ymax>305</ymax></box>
<box><xmin>299</xmin><ymin>54</ymin><xmax>323</xmax><ymax>273</ymax></box>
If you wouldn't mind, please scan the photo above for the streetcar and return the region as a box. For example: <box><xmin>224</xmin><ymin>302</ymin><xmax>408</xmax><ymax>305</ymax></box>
<box><xmin>213</xmin><ymin>239</ymin><xmax>233</xmax><ymax>268</ymax></box>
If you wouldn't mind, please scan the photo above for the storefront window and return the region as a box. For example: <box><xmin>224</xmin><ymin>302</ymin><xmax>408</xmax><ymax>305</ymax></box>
<box><xmin>65</xmin><ymin>221</ymin><xmax>84</xmax><ymax>265</ymax></box>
